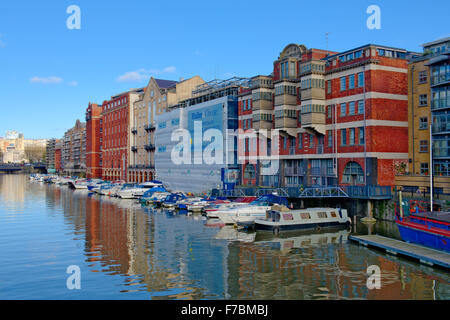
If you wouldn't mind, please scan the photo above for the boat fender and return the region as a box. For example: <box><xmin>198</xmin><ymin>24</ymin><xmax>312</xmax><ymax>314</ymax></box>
<box><xmin>273</xmin><ymin>227</ymin><xmax>280</xmax><ymax>235</ymax></box>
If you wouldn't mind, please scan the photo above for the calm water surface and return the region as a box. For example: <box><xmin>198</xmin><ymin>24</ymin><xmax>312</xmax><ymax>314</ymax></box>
<box><xmin>0</xmin><ymin>174</ymin><xmax>449</xmax><ymax>300</ymax></box>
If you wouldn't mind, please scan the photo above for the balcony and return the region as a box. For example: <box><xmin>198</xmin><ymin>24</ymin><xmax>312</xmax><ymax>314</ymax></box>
<box><xmin>252</xmin><ymin>99</ymin><xmax>273</xmax><ymax>112</ymax></box>
<box><xmin>131</xmin><ymin>127</ymin><xmax>137</xmax><ymax>134</ymax></box>
<box><xmin>144</xmin><ymin>144</ymin><xmax>156</xmax><ymax>152</ymax></box>
<box><xmin>301</xmin><ymin>105</ymin><xmax>326</xmax><ymax>135</ymax></box>
<box><xmin>432</xmin><ymin>122</ymin><xmax>450</xmax><ymax>135</ymax></box>
<box><xmin>310</xmin><ymin>167</ymin><xmax>335</xmax><ymax>176</ymax></box>
<box><xmin>274</xmin><ymin>94</ymin><xmax>297</xmax><ymax>107</ymax></box>
<box><xmin>144</xmin><ymin>124</ymin><xmax>156</xmax><ymax>132</ymax></box>
<box><xmin>431</xmin><ymin>99</ymin><xmax>450</xmax><ymax>111</ymax></box>
<box><xmin>285</xmin><ymin>167</ymin><xmax>307</xmax><ymax>176</ymax></box>
<box><xmin>131</xmin><ymin>146</ymin><xmax>138</xmax><ymax>152</ymax></box>
<box><xmin>431</xmin><ymin>72</ymin><xmax>450</xmax><ymax>87</ymax></box>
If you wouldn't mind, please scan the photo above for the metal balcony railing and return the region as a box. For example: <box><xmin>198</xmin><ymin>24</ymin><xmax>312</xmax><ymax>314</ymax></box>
<box><xmin>144</xmin><ymin>124</ymin><xmax>156</xmax><ymax>132</ymax></box>
<box><xmin>431</xmin><ymin>99</ymin><xmax>450</xmax><ymax>110</ymax></box>
<box><xmin>431</xmin><ymin>73</ymin><xmax>450</xmax><ymax>86</ymax></box>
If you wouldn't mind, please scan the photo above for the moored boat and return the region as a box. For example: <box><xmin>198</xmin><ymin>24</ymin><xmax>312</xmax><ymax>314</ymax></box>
<box><xmin>215</xmin><ymin>194</ymin><xmax>288</xmax><ymax>225</ymax></box>
<box><xmin>254</xmin><ymin>207</ymin><xmax>351</xmax><ymax>234</ymax></box>
<box><xmin>396</xmin><ymin>210</ymin><xmax>450</xmax><ymax>252</ymax></box>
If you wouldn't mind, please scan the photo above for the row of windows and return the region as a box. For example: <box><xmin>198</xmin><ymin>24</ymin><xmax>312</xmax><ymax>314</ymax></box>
<box><xmin>299</xmin><ymin>63</ymin><xmax>325</xmax><ymax>74</ymax></box>
<box><xmin>240</xmin><ymin>99</ymin><xmax>252</xmax><ymax>111</ymax></box>
<box><xmin>339</xmin><ymin>101</ymin><xmax>365</xmax><ymax>117</ymax></box>
<box><xmin>301</xmin><ymin>104</ymin><xmax>325</xmax><ymax>114</ymax></box>
<box><xmin>275</xmin><ymin>109</ymin><xmax>297</xmax><ymax>119</ymax></box>
<box><xmin>253</xmin><ymin>113</ymin><xmax>273</xmax><ymax>122</ymax></box>
<box><xmin>280</xmin><ymin>61</ymin><xmax>296</xmax><ymax>79</ymax></box>
<box><xmin>301</xmin><ymin>78</ymin><xmax>325</xmax><ymax>90</ymax></box>
<box><xmin>104</xmin><ymin>97</ymin><xmax>128</xmax><ymax>110</ymax></box>
<box><xmin>340</xmin><ymin>127</ymin><xmax>365</xmax><ymax>146</ymax></box>
<box><xmin>251</xmin><ymin>78</ymin><xmax>272</xmax><ymax>88</ymax></box>
<box><xmin>252</xmin><ymin>91</ymin><xmax>273</xmax><ymax>101</ymax></box>
<box><xmin>339</xmin><ymin>50</ymin><xmax>364</xmax><ymax>63</ymax></box>
<box><xmin>340</xmin><ymin>73</ymin><xmax>364</xmax><ymax>91</ymax></box>
<box><xmin>377</xmin><ymin>49</ymin><xmax>407</xmax><ymax>59</ymax></box>
<box><xmin>275</xmin><ymin>85</ymin><xmax>297</xmax><ymax>96</ymax></box>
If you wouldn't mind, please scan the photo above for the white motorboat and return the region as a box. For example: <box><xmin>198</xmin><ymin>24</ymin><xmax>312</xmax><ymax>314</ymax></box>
<box><xmin>187</xmin><ymin>200</ymin><xmax>210</xmax><ymax>212</ymax></box>
<box><xmin>254</xmin><ymin>207</ymin><xmax>352</xmax><ymax>234</ymax></box>
<box><xmin>69</xmin><ymin>179</ymin><xmax>89</xmax><ymax>189</ymax></box>
<box><xmin>205</xmin><ymin>197</ymin><xmax>257</xmax><ymax>218</ymax></box>
<box><xmin>216</xmin><ymin>195</ymin><xmax>289</xmax><ymax>225</ymax></box>
<box><xmin>116</xmin><ymin>184</ymin><xmax>139</xmax><ymax>199</ymax></box>
<box><xmin>132</xmin><ymin>181</ymin><xmax>163</xmax><ymax>197</ymax></box>
<box><xmin>117</xmin><ymin>181</ymin><xmax>163</xmax><ymax>199</ymax></box>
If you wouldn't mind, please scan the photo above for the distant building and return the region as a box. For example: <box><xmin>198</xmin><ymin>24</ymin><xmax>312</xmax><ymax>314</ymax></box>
<box><xmin>101</xmin><ymin>88</ymin><xmax>144</xmax><ymax>181</ymax></box>
<box><xmin>0</xmin><ymin>131</ymin><xmax>46</xmax><ymax>163</ymax></box>
<box><xmin>46</xmin><ymin>139</ymin><xmax>59</xmax><ymax>169</ymax></box>
<box><xmin>55</xmin><ymin>141</ymin><xmax>62</xmax><ymax>173</ymax></box>
<box><xmin>85</xmin><ymin>103</ymin><xmax>103</xmax><ymax>179</ymax></box>
<box><xmin>62</xmin><ymin>120</ymin><xmax>86</xmax><ymax>176</ymax></box>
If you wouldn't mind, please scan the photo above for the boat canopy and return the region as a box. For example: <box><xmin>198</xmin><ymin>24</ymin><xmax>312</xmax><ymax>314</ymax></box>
<box><xmin>250</xmin><ymin>194</ymin><xmax>288</xmax><ymax>206</ymax></box>
<box><xmin>142</xmin><ymin>186</ymin><xmax>167</xmax><ymax>197</ymax></box>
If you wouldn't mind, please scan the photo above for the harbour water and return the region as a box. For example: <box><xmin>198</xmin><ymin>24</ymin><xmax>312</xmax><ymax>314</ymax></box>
<box><xmin>0</xmin><ymin>174</ymin><xmax>449</xmax><ymax>300</ymax></box>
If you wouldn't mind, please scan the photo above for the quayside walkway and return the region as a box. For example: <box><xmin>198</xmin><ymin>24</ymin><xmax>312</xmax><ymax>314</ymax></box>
<box><xmin>349</xmin><ymin>235</ymin><xmax>450</xmax><ymax>269</ymax></box>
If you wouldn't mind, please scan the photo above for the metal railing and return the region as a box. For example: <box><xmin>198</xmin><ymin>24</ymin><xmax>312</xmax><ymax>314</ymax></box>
<box><xmin>431</xmin><ymin>73</ymin><xmax>450</xmax><ymax>86</ymax></box>
<box><xmin>214</xmin><ymin>185</ymin><xmax>392</xmax><ymax>199</ymax></box>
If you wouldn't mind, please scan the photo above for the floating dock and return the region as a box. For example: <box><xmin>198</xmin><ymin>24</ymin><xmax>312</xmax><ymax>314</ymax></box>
<box><xmin>349</xmin><ymin>235</ymin><xmax>450</xmax><ymax>269</ymax></box>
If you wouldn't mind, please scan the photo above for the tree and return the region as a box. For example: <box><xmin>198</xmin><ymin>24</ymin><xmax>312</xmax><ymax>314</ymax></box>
<box><xmin>24</xmin><ymin>145</ymin><xmax>46</xmax><ymax>164</ymax></box>
<box><xmin>0</xmin><ymin>149</ymin><xmax>3</xmax><ymax>163</ymax></box>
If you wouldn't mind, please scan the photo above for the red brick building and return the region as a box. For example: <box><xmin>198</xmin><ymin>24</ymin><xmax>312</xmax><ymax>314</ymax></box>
<box><xmin>238</xmin><ymin>43</ymin><xmax>411</xmax><ymax>188</ymax></box>
<box><xmin>55</xmin><ymin>142</ymin><xmax>62</xmax><ymax>173</ymax></box>
<box><xmin>101</xmin><ymin>88</ymin><xmax>144</xmax><ymax>181</ymax></box>
<box><xmin>85</xmin><ymin>103</ymin><xmax>103</xmax><ymax>179</ymax></box>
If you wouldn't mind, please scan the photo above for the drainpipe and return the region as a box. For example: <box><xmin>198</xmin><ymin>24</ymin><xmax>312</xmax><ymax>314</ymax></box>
<box><xmin>411</xmin><ymin>65</ymin><xmax>415</xmax><ymax>174</ymax></box>
<box><xmin>363</xmin><ymin>65</ymin><xmax>367</xmax><ymax>190</ymax></box>
<box><xmin>430</xmin><ymin>124</ymin><xmax>433</xmax><ymax>212</ymax></box>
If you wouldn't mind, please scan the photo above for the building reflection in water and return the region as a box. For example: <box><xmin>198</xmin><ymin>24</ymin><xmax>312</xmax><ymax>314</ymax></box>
<box><xmin>44</xmin><ymin>186</ymin><xmax>229</xmax><ymax>299</ymax></box>
<box><xmin>43</xmin><ymin>184</ymin><xmax>450</xmax><ymax>300</ymax></box>
<box><xmin>0</xmin><ymin>174</ymin><xmax>27</xmax><ymax>205</ymax></box>
<box><xmin>226</xmin><ymin>229</ymin><xmax>450</xmax><ymax>300</ymax></box>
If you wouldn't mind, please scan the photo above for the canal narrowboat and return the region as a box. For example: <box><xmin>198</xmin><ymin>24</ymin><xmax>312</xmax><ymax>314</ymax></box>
<box><xmin>215</xmin><ymin>194</ymin><xmax>289</xmax><ymax>225</ymax></box>
<box><xmin>254</xmin><ymin>207</ymin><xmax>351</xmax><ymax>234</ymax></box>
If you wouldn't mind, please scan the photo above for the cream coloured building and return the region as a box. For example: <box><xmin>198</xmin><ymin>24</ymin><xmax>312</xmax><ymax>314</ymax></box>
<box><xmin>129</xmin><ymin>76</ymin><xmax>204</xmax><ymax>182</ymax></box>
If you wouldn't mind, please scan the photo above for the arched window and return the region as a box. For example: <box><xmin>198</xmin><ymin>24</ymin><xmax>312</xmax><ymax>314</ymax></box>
<box><xmin>244</xmin><ymin>164</ymin><xmax>255</xmax><ymax>180</ymax></box>
<box><xmin>342</xmin><ymin>161</ymin><xmax>364</xmax><ymax>185</ymax></box>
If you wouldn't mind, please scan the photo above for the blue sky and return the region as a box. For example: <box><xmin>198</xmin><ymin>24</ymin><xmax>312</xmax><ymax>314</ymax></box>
<box><xmin>0</xmin><ymin>0</ymin><xmax>449</xmax><ymax>139</ymax></box>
